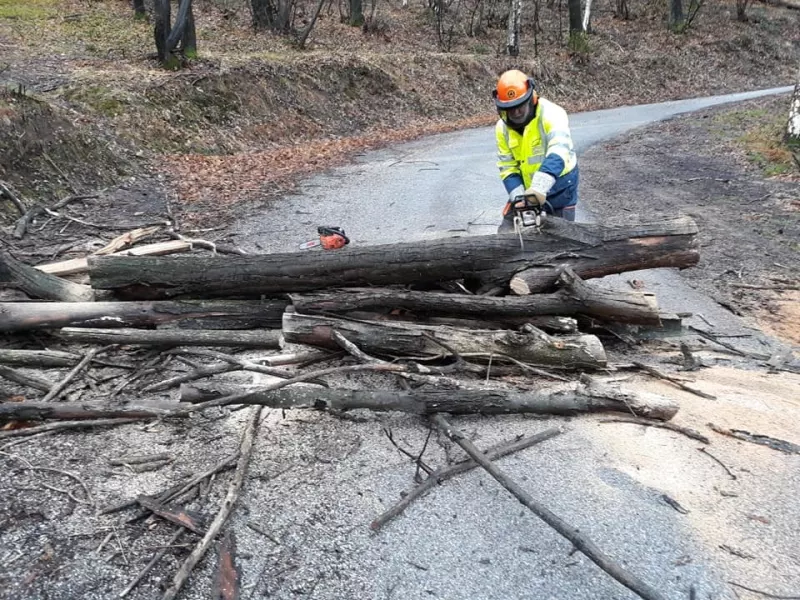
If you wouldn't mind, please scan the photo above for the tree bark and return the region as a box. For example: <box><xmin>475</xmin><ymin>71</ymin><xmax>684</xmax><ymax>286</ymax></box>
<box><xmin>56</xmin><ymin>327</ymin><xmax>282</xmax><ymax>348</ymax></box>
<box><xmin>0</xmin><ymin>299</ymin><xmax>288</xmax><ymax>333</ymax></box>
<box><xmin>87</xmin><ymin>217</ymin><xmax>699</xmax><ymax>300</ymax></box>
<box><xmin>291</xmin><ymin>269</ymin><xmax>661</xmax><ymax>325</ymax></box>
<box><xmin>344</xmin><ymin>311</ymin><xmax>579</xmax><ymax>334</ymax></box>
<box><xmin>250</xmin><ymin>0</ymin><xmax>273</xmax><ymax>29</ymax></box>
<box><xmin>1</xmin><ymin>250</ymin><xmax>94</xmax><ymax>302</ymax></box>
<box><xmin>179</xmin><ymin>376</ymin><xmax>679</xmax><ymax>420</ymax></box>
<box><xmin>282</xmin><ymin>309</ymin><xmax>607</xmax><ymax>369</ymax></box>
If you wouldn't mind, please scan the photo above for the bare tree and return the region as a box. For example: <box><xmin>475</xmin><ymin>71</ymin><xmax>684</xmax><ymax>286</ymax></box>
<box><xmin>735</xmin><ymin>0</ymin><xmax>750</xmax><ymax>21</ymax></box>
<box><xmin>567</xmin><ymin>0</ymin><xmax>582</xmax><ymax>33</ymax></box>
<box><xmin>349</xmin><ymin>0</ymin><xmax>364</xmax><ymax>25</ymax></box>
<box><xmin>154</xmin><ymin>0</ymin><xmax>196</xmax><ymax>68</ymax></box>
<box><xmin>296</xmin><ymin>0</ymin><xmax>328</xmax><ymax>47</ymax></box>
<box><xmin>614</xmin><ymin>0</ymin><xmax>629</xmax><ymax>19</ymax></box>
<box><xmin>669</xmin><ymin>0</ymin><xmax>684</xmax><ymax>30</ymax></box>
<box><xmin>506</xmin><ymin>0</ymin><xmax>521</xmax><ymax>56</ymax></box>
<box><xmin>787</xmin><ymin>71</ymin><xmax>800</xmax><ymax>148</ymax></box>
<box><xmin>250</xmin><ymin>0</ymin><xmax>294</xmax><ymax>32</ymax></box>
<box><xmin>582</xmin><ymin>0</ymin><xmax>593</xmax><ymax>31</ymax></box>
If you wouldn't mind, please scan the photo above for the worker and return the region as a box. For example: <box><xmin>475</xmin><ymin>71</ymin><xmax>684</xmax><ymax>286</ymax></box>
<box><xmin>493</xmin><ymin>69</ymin><xmax>579</xmax><ymax>232</ymax></box>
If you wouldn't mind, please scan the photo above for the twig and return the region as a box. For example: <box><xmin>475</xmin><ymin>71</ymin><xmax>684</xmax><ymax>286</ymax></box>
<box><xmin>0</xmin><ymin>418</ymin><xmax>142</xmax><ymax>442</ymax></box>
<box><xmin>697</xmin><ymin>447</ymin><xmax>736</xmax><ymax>480</ymax></box>
<box><xmin>161</xmin><ymin>407</ymin><xmax>263</xmax><ymax>600</ymax></box>
<box><xmin>101</xmin><ymin>453</ymin><xmax>237</xmax><ymax>516</ymax></box>
<box><xmin>0</xmin><ymin>180</ymin><xmax>27</xmax><ymax>215</ymax></box>
<box><xmin>2</xmin><ymin>451</ymin><xmax>94</xmax><ymax>506</ymax></box>
<box><xmin>383</xmin><ymin>427</ymin><xmax>434</xmax><ymax>476</ymax></box>
<box><xmin>333</xmin><ymin>331</ymin><xmax>384</xmax><ymax>363</ymax></box>
<box><xmin>142</xmin><ymin>362</ymin><xmax>237</xmax><ymax>393</ymax></box>
<box><xmin>431</xmin><ymin>414</ymin><xmax>668</xmax><ymax>600</ymax></box>
<box><xmin>41</xmin><ymin>346</ymin><xmax>108</xmax><ymax>402</ymax></box>
<box><xmin>371</xmin><ymin>427</ymin><xmax>564</xmax><ymax>531</ymax></box>
<box><xmin>599</xmin><ymin>417</ymin><xmax>710</xmax><ymax>444</ymax></box>
<box><xmin>632</xmin><ymin>361</ymin><xmax>716</xmax><ymax>400</ymax></box>
<box><xmin>728</xmin><ymin>582</ymin><xmax>800</xmax><ymax>599</ymax></box>
<box><xmin>689</xmin><ymin>326</ymin><xmax>770</xmax><ymax>361</ymax></box>
<box><xmin>119</xmin><ymin>529</ymin><xmax>184</xmax><ymax>598</ymax></box>
<box><xmin>164</xmin><ymin>348</ymin><xmax>324</xmax><ymax>385</ymax></box>
<box><xmin>708</xmin><ymin>423</ymin><xmax>800</xmax><ymax>455</ymax></box>
<box><xmin>168</xmin><ymin>363</ymin><xmax>409</xmax><ymax>416</ymax></box>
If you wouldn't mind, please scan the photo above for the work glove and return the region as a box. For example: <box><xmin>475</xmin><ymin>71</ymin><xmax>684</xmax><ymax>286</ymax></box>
<box><xmin>524</xmin><ymin>171</ymin><xmax>556</xmax><ymax>206</ymax></box>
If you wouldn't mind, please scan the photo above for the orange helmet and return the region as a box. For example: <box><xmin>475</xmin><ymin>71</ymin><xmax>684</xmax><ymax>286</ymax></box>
<box><xmin>492</xmin><ymin>70</ymin><xmax>536</xmax><ymax>109</ymax></box>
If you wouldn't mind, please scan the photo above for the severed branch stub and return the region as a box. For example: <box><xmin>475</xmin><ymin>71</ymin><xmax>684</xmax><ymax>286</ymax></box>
<box><xmin>431</xmin><ymin>413</ymin><xmax>668</xmax><ymax>600</ymax></box>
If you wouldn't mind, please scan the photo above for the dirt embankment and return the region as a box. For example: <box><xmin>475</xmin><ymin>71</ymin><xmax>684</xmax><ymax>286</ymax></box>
<box><xmin>1</xmin><ymin>0</ymin><xmax>799</xmax><ymax>218</ymax></box>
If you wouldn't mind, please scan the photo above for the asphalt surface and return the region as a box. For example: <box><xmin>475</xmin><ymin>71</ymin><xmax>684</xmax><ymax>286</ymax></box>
<box><xmin>226</xmin><ymin>87</ymin><xmax>799</xmax><ymax>600</ymax></box>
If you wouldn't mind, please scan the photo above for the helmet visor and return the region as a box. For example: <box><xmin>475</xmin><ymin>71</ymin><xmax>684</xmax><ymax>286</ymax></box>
<box><xmin>505</xmin><ymin>102</ymin><xmax>532</xmax><ymax>126</ymax></box>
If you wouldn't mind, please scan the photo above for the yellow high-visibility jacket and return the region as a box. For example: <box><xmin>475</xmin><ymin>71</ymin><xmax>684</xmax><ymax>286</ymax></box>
<box><xmin>495</xmin><ymin>98</ymin><xmax>577</xmax><ymax>188</ymax></box>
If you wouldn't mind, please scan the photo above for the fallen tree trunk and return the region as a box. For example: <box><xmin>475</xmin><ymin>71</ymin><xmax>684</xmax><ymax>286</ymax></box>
<box><xmin>180</xmin><ymin>376</ymin><xmax>678</xmax><ymax>420</ymax></box>
<box><xmin>56</xmin><ymin>327</ymin><xmax>282</xmax><ymax>348</ymax></box>
<box><xmin>0</xmin><ymin>349</ymin><xmax>82</xmax><ymax>368</ymax></box>
<box><xmin>87</xmin><ymin>217</ymin><xmax>698</xmax><ymax>299</ymax></box>
<box><xmin>0</xmin><ymin>299</ymin><xmax>288</xmax><ymax>332</ymax></box>
<box><xmin>290</xmin><ymin>268</ymin><xmax>660</xmax><ymax>325</ymax></box>
<box><xmin>0</xmin><ymin>402</ymin><xmax>169</xmax><ymax>421</ymax></box>
<box><xmin>1</xmin><ymin>250</ymin><xmax>94</xmax><ymax>302</ymax></box>
<box><xmin>282</xmin><ymin>309</ymin><xmax>607</xmax><ymax>369</ymax></box>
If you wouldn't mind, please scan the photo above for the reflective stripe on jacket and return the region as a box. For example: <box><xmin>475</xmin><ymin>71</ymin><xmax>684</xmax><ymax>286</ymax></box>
<box><xmin>495</xmin><ymin>98</ymin><xmax>577</xmax><ymax>187</ymax></box>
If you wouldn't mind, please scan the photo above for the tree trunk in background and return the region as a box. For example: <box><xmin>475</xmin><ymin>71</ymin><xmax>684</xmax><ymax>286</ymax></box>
<box><xmin>582</xmin><ymin>0</ymin><xmax>593</xmax><ymax>31</ymax></box>
<box><xmin>350</xmin><ymin>0</ymin><xmax>364</xmax><ymax>26</ymax></box>
<box><xmin>614</xmin><ymin>0</ymin><xmax>629</xmax><ymax>19</ymax></box>
<box><xmin>786</xmin><ymin>73</ymin><xmax>800</xmax><ymax>146</ymax></box>
<box><xmin>251</xmin><ymin>0</ymin><xmax>272</xmax><ymax>30</ymax></box>
<box><xmin>669</xmin><ymin>0</ymin><xmax>685</xmax><ymax>30</ymax></box>
<box><xmin>133</xmin><ymin>0</ymin><xmax>147</xmax><ymax>20</ymax></box>
<box><xmin>567</xmin><ymin>0</ymin><xmax>582</xmax><ymax>33</ymax></box>
<box><xmin>181</xmin><ymin>1</ymin><xmax>197</xmax><ymax>57</ymax></box>
<box><xmin>506</xmin><ymin>0</ymin><xmax>521</xmax><ymax>56</ymax></box>
<box><xmin>154</xmin><ymin>0</ymin><xmax>171</xmax><ymax>63</ymax></box>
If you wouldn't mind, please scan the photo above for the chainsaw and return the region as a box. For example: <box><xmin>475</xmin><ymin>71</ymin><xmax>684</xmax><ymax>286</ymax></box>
<box><xmin>510</xmin><ymin>194</ymin><xmax>545</xmax><ymax>248</ymax></box>
<box><xmin>298</xmin><ymin>226</ymin><xmax>350</xmax><ymax>251</ymax></box>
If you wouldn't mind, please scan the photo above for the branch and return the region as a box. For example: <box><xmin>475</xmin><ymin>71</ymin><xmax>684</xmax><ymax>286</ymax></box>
<box><xmin>431</xmin><ymin>413</ymin><xmax>668</xmax><ymax>600</ymax></box>
<box><xmin>161</xmin><ymin>407</ymin><xmax>262</xmax><ymax>600</ymax></box>
<box><xmin>371</xmin><ymin>426</ymin><xmax>564</xmax><ymax>531</ymax></box>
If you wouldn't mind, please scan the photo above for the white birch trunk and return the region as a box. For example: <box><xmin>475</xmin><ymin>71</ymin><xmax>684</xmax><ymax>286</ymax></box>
<box><xmin>787</xmin><ymin>74</ymin><xmax>800</xmax><ymax>143</ymax></box>
<box><xmin>506</xmin><ymin>0</ymin><xmax>522</xmax><ymax>56</ymax></box>
<box><xmin>582</xmin><ymin>0</ymin><xmax>593</xmax><ymax>31</ymax></box>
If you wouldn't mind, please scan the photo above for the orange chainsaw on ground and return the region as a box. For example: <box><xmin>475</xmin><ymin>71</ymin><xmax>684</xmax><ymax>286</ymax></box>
<box><xmin>298</xmin><ymin>226</ymin><xmax>350</xmax><ymax>251</ymax></box>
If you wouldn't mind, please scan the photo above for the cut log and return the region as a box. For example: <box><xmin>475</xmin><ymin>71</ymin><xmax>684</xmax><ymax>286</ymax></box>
<box><xmin>0</xmin><ymin>349</ymin><xmax>82</xmax><ymax>368</ymax></box>
<box><xmin>87</xmin><ymin>217</ymin><xmax>699</xmax><ymax>299</ymax></box>
<box><xmin>180</xmin><ymin>376</ymin><xmax>678</xmax><ymax>420</ymax></box>
<box><xmin>1</xmin><ymin>250</ymin><xmax>94</xmax><ymax>302</ymax></box>
<box><xmin>342</xmin><ymin>310</ymin><xmax>579</xmax><ymax>334</ymax></box>
<box><xmin>56</xmin><ymin>327</ymin><xmax>282</xmax><ymax>348</ymax></box>
<box><xmin>282</xmin><ymin>309</ymin><xmax>607</xmax><ymax>369</ymax></box>
<box><xmin>510</xmin><ymin>233</ymin><xmax>696</xmax><ymax>294</ymax></box>
<box><xmin>0</xmin><ymin>402</ymin><xmax>168</xmax><ymax>421</ymax></box>
<box><xmin>0</xmin><ymin>299</ymin><xmax>288</xmax><ymax>333</ymax></box>
<box><xmin>34</xmin><ymin>240</ymin><xmax>191</xmax><ymax>277</ymax></box>
<box><xmin>290</xmin><ymin>269</ymin><xmax>660</xmax><ymax>325</ymax></box>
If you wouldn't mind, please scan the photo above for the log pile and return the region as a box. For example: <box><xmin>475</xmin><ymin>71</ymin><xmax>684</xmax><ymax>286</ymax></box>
<box><xmin>1</xmin><ymin>216</ymin><xmax>708</xmax><ymax>600</ymax></box>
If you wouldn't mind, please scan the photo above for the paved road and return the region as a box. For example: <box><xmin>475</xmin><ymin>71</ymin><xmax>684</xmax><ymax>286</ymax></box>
<box><xmin>228</xmin><ymin>87</ymin><xmax>798</xmax><ymax>600</ymax></box>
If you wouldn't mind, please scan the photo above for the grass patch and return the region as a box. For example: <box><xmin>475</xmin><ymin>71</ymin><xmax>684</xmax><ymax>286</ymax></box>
<box><xmin>711</xmin><ymin>105</ymin><xmax>797</xmax><ymax>177</ymax></box>
<box><xmin>0</xmin><ymin>0</ymin><xmax>57</xmax><ymax>20</ymax></box>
